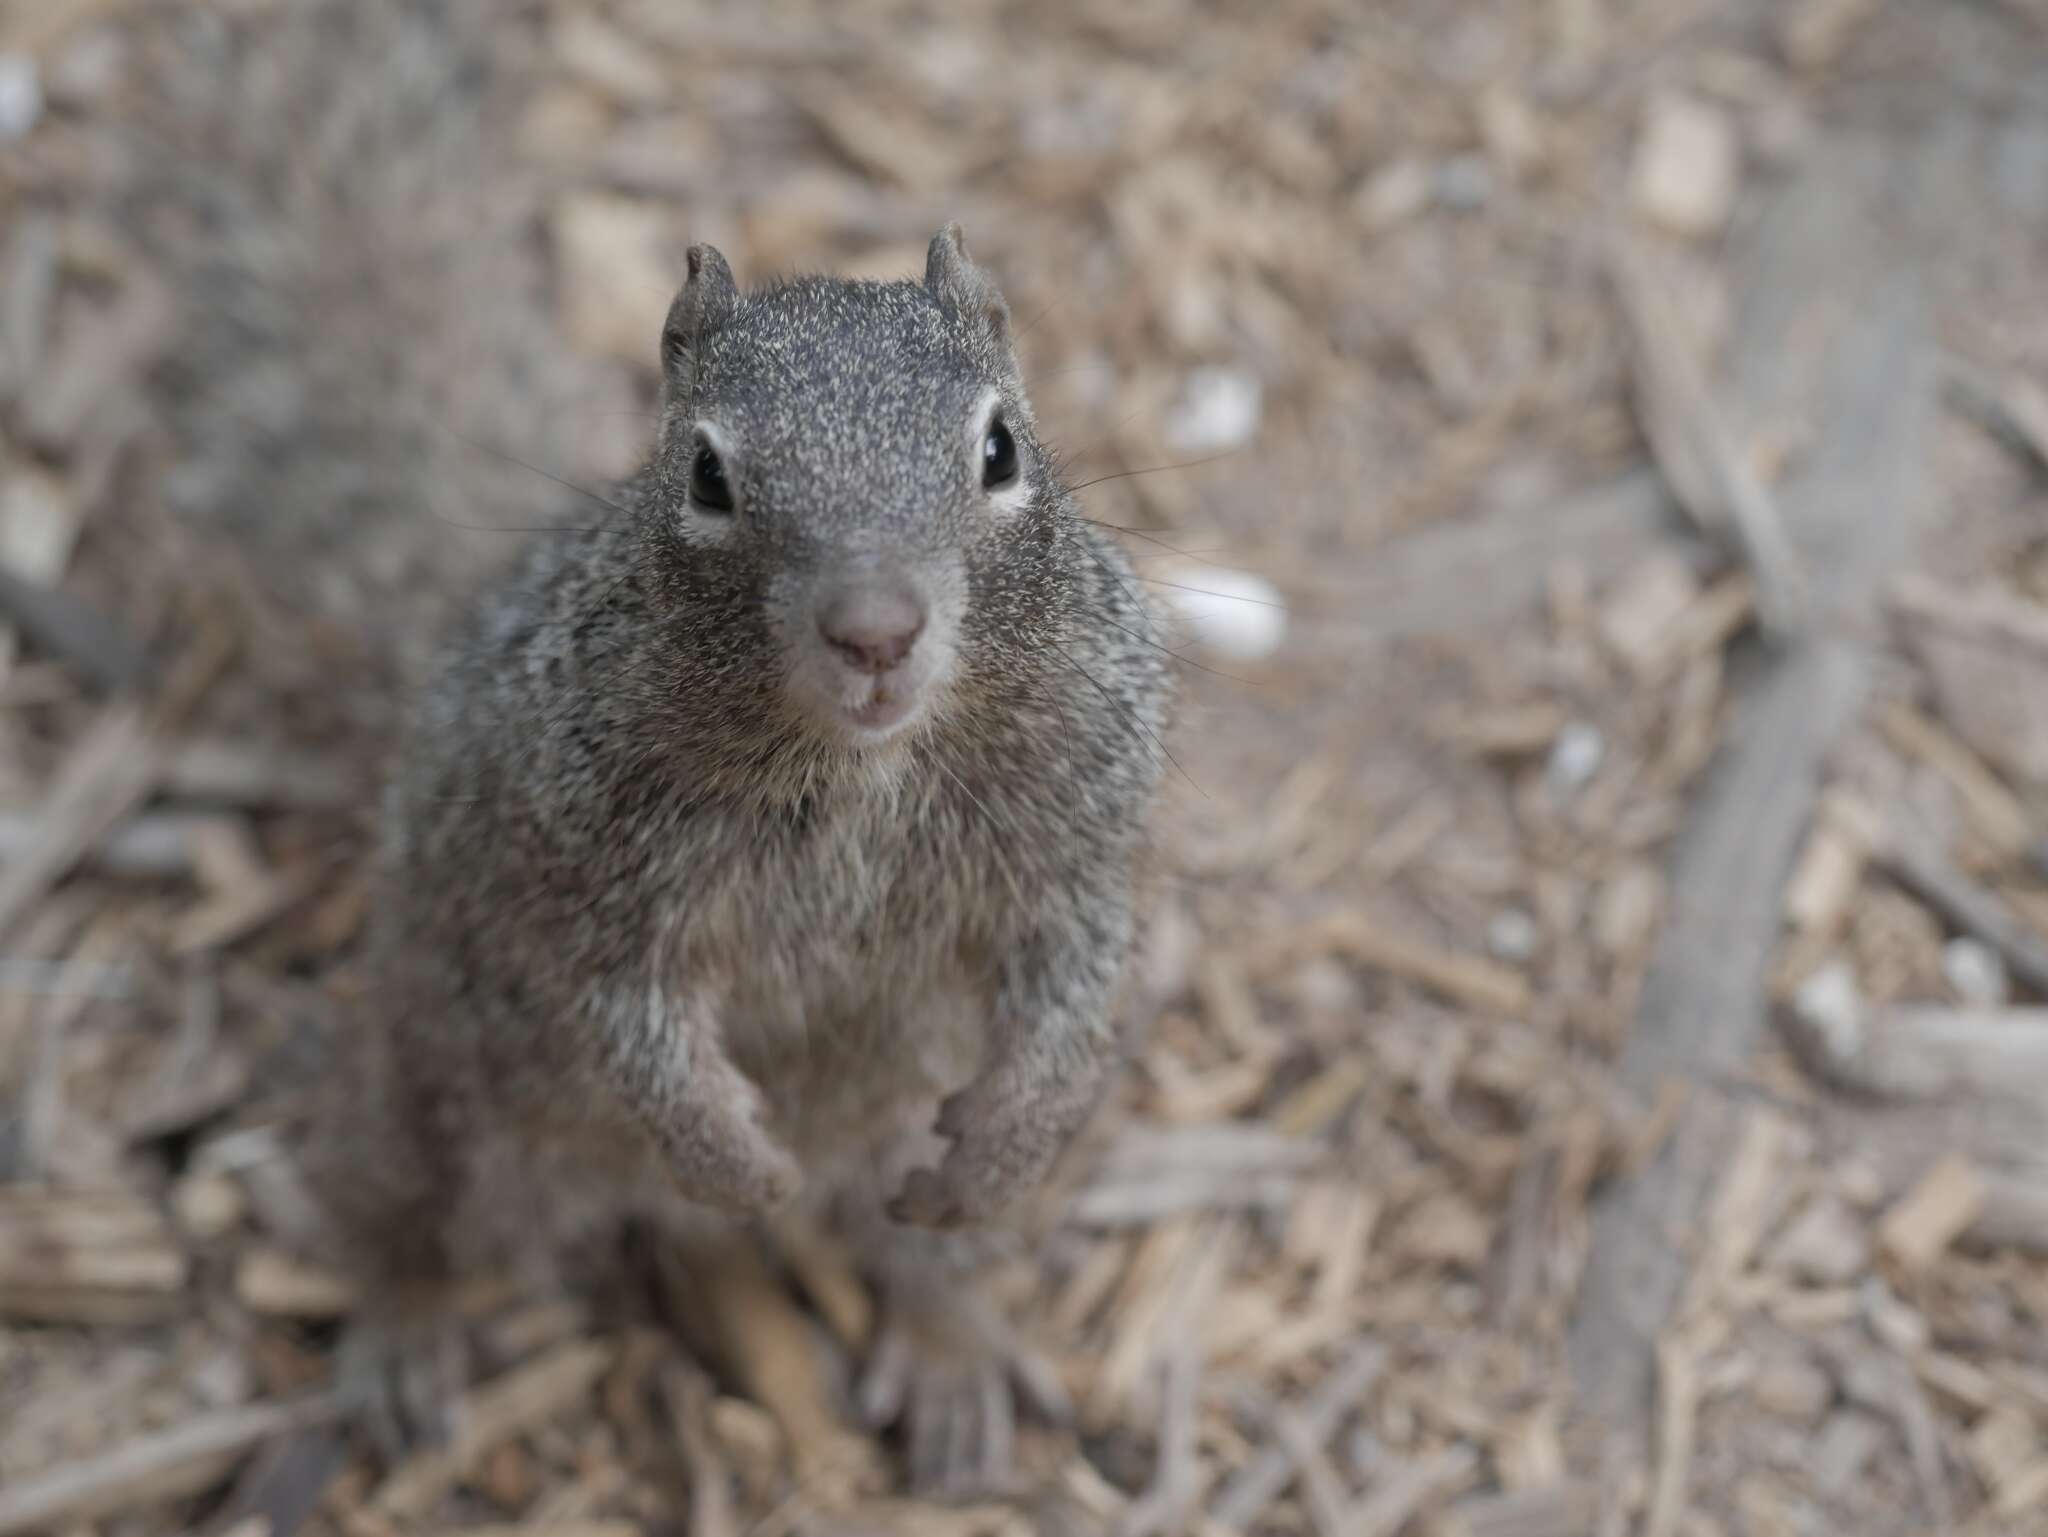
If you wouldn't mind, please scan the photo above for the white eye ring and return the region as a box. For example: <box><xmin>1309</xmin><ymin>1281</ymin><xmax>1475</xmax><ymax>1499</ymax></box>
<box><xmin>970</xmin><ymin>388</ymin><xmax>1031</xmax><ymax>513</ymax></box>
<box><xmin>674</xmin><ymin>418</ymin><xmax>741</xmax><ymax>543</ymax></box>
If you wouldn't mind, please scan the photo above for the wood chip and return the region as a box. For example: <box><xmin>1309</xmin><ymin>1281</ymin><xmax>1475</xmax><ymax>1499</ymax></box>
<box><xmin>1261</xmin><ymin>910</ymin><xmax>1530</xmax><ymax>1017</ymax></box>
<box><xmin>21</xmin><ymin>273</ymin><xmax>176</xmax><ymax>454</ymax></box>
<box><xmin>169</xmin><ymin>861</ymin><xmax>321</xmax><ymax>955</ymax></box>
<box><xmin>0</xmin><ymin>562</ymin><xmax>148</xmax><ymax>692</ymax></box>
<box><xmin>1072</xmin><ymin>1124</ymin><xmax>1317</xmax><ymax>1227</ymax></box>
<box><xmin>552</xmin><ymin>194</ymin><xmax>675</xmax><ymax>366</ymax></box>
<box><xmin>234</xmin><ymin>1249</ymin><xmax>356</xmax><ymax>1318</ymax></box>
<box><xmin>1891</xmin><ymin>574</ymin><xmax>2048</xmax><ymax>786</ymax></box>
<box><xmin>1780</xmin><ymin>0</ymin><xmax>1875</xmax><ymax>68</ymax></box>
<box><xmin>1879</xmin><ymin>1152</ymin><xmax>1987</xmax><ymax>1271</ymax></box>
<box><xmin>0</xmin><ymin>1397</ymin><xmax>339</xmax><ymax>1537</ymax></box>
<box><xmin>1876</xmin><ymin>703</ymin><xmax>2032</xmax><ymax>862</ymax></box>
<box><xmin>0</xmin><ymin>703</ymin><xmax>160</xmax><ymax>943</ymax></box>
<box><xmin>1207</xmin><ymin>1341</ymin><xmax>1385</xmax><ymax>1532</ymax></box>
<box><xmin>1967</xmin><ymin>1169</ymin><xmax>2048</xmax><ymax>1255</ymax></box>
<box><xmin>1447</xmin><ymin>1484</ymin><xmax>1599</xmax><ymax>1537</ymax></box>
<box><xmin>1878</xmin><ymin>825</ymin><xmax>2048</xmax><ymax>996</ymax></box>
<box><xmin>1944</xmin><ymin>356</ymin><xmax>2048</xmax><ymax>476</ymax></box>
<box><xmin>0</xmin><ymin>1185</ymin><xmax>188</xmax><ymax>1322</ymax></box>
<box><xmin>159</xmin><ymin>740</ymin><xmax>358</xmax><ymax>810</ymax></box>
<box><xmin>1609</xmin><ymin>239</ymin><xmax>1806</xmax><ymax>636</ymax></box>
<box><xmin>372</xmin><ymin>1341</ymin><xmax>617</xmax><ymax>1518</ymax></box>
<box><xmin>1783</xmin><ymin>995</ymin><xmax>2048</xmax><ymax>1106</ymax></box>
<box><xmin>1631</xmin><ymin>94</ymin><xmax>1740</xmax><ymax>238</ymax></box>
<box><xmin>1783</xmin><ymin>790</ymin><xmax>1879</xmax><ymax>936</ymax></box>
<box><xmin>1115</xmin><ymin>1348</ymin><xmax>1203</xmax><ymax>1537</ymax></box>
<box><xmin>1598</xmin><ymin>554</ymin><xmax>1702</xmax><ymax>678</ymax></box>
<box><xmin>1643</xmin><ymin>1336</ymin><xmax>1700</xmax><ymax>1537</ymax></box>
<box><xmin>1338</xmin><ymin>1443</ymin><xmax>1481</xmax><ymax>1537</ymax></box>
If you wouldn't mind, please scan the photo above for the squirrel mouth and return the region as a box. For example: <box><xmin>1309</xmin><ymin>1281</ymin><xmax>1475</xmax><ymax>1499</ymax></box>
<box><xmin>840</xmin><ymin>682</ymin><xmax>922</xmax><ymax>738</ymax></box>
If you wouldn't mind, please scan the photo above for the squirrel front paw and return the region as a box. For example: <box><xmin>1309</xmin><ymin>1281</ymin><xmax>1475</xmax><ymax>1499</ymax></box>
<box><xmin>646</xmin><ymin>1052</ymin><xmax>803</xmax><ymax>1214</ymax></box>
<box><xmin>887</xmin><ymin>1058</ymin><xmax>1101</xmax><ymax>1229</ymax></box>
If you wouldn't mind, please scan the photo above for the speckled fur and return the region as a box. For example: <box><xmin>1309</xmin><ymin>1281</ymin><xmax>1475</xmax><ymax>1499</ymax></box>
<box><xmin>306</xmin><ymin>233</ymin><xmax>1174</xmax><ymax>1312</ymax></box>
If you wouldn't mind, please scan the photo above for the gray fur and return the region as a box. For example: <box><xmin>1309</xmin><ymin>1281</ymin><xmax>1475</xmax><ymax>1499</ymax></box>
<box><xmin>308</xmin><ymin>233</ymin><xmax>1174</xmax><ymax>1313</ymax></box>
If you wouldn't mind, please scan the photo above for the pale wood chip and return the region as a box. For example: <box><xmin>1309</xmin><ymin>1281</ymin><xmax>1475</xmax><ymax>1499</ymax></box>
<box><xmin>0</xmin><ymin>1186</ymin><xmax>188</xmax><ymax>1321</ymax></box>
<box><xmin>235</xmin><ymin>1249</ymin><xmax>356</xmax><ymax>1318</ymax></box>
<box><xmin>1643</xmin><ymin>1337</ymin><xmax>1699</xmax><ymax>1537</ymax></box>
<box><xmin>1879</xmin><ymin>1152</ymin><xmax>1987</xmax><ymax>1270</ymax></box>
<box><xmin>372</xmin><ymin>1342</ymin><xmax>617</xmax><ymax>1518</ymax></box>
<box><xmin>1258</xmin><ymin>910</ymin><xmax>1529</xmax><ymax>1017</ymax></box>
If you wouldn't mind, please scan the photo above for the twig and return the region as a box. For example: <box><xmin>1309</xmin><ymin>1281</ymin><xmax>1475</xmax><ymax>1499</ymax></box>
<box><xmin>1969</xmin><ymin>1168</ymin><xmax>2048</xmax><ymax>1255</ymax></box>
<box><xmin>200</xmin><ymin>1426</ymin><xmax>347</xmax><ymax>1537</ymax></box>
<box><xmin>1447</xmin><ymin>1485</ymin><xmax>1600</xmax><ymax>1537</ymax></box>
<box><xmin>1256</xmin><ymin>911</ymin><xmax>1530</xmax><ymax>1017</ymax></box>
<box><xmin>1337</xmin><ymin>1444</ymin><xmax>1481</xmax><ymax>1537</ymax></box>
<box><xmin>1781</xmin><ymin>982</ymin><xmax>2048</xmax><ymax>1107</ymax></box>
<box><xmin>1116</xmin><ymin>1348</ymin><xmax>1204</xmax><ymax>1537</ymax></box>
<box><xmin>1569</xmin><ymin>191</ymin><xmax>1930</xmax><ymax>1428</ymax></box>
<box><xmin>1272</xmin><ymin>1413</ymin><xmax>1351</xmax><ymax>1535</ymax></box>
<box><xmin>1878</xmin><ymin>826</ymin><xmax>2048</xmax><ymax>996</ymax></box>
<box><xmin>0</xmin><ymin>564</ymin><xmax>149</xmax><ymax>692</ymax></box>
<box><xmin>1073</xmin><ymin>1124</ymin><xmax>1321</xmax><ymax>1226</ymax></box>
<box><xmin>1608</xmin><ymin>237</ymin><xmax>1808</xmax><ymax>638</ymax></box>
<box><xmin>1207</xmin><ymin>1341</ymin><xmax>1385</xmax><ymax>1531</ymax></box>
<box><xmin>1644</xmin><ymin>1338</ymin><xmax>1698</xmax><ymax>1537</ymax></box>
<box><xmin>160</xmin><ymin>738</ymin><xmax>360</xmax><ymax>811</ymax></box>
<box><xmin>1942</xmin><ymin>353</ymin><xmax>2048</xmax><ymax>478</ymax></box>
<box><xmin>0</xmin><ymin>704</ymin><xmax>161</xmax><ymax>944</ymax></box>
<box><xmin>0</xmin><ymin>1186</ymin><xmax>188</xmax><ymax>1323</ymax></box>
<box><xmin>0</xmin><ymin>1396</ymin><xmax>341</xmax><ymax>1536</ymax></box>
<box><xmin>663</xmin><ymin>1363</ymin><xmax>738</xmax><ymax>1537</ymax></box>
<box><xmin>373</xmin><ymin>1341</ymin><xmax>617</xmax><ymax>1517</ymax></box>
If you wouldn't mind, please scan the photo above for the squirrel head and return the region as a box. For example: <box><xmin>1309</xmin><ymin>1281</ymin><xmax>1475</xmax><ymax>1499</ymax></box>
<box><xmin>640</xmin><ymin>226</ymin><xmax>1074</xmax><ymax>758</ymax></box>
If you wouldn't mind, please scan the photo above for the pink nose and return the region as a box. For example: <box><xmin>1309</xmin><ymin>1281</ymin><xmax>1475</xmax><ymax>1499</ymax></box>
<box><xmin>818</xmin><ymin>583</ymin><xmax>926</xmax><ymax>674</ymax></box>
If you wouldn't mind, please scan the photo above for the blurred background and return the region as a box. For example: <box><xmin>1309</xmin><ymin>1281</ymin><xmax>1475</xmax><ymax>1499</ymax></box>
<box><xmin>4</xmin><ymin>0</ymin><xmax>2048</xmax><ymax>1533</ymax></box>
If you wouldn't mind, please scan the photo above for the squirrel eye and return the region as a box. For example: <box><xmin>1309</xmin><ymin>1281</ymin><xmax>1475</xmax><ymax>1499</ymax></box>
<box><xmin>689</xmin><ymin>442</ymin><xmax>734</xmax><ymax>513</ymax></box>
<box><xmin>982</xmin><ymin>416</ymin><xmax>1019</xmax><ymax>490</ymax></box>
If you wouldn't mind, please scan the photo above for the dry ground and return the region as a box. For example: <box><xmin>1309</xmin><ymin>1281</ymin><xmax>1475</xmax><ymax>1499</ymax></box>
<box><xmin>5</xmin><ymin>1</ymin><xmax>2048</xmax><ymax>1534</ymax></box>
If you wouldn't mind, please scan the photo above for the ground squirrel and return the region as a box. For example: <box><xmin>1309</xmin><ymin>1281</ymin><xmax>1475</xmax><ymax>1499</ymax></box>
<box><xmin>121</xmin><ymin>0</ymin><xmax>1173</xmax><ymax>1493</ymax></box>
<box><xmin>305</xmin><ymin>230</ymin><xmax>1174</xmax><ymax>1487</ymax></box>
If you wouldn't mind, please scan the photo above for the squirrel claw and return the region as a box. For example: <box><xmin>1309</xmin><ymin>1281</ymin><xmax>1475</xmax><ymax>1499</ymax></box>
<box><xmin>336</xmin><ymin>1314</ymin><xmax>470</xmax><ymax>1463</ymax></box>
<box><xmin>857</xmin><ymin>1281</ymin><xmax>1068</xmax><ymax>1498</ymax></box>
<box><xmin>886</xmin><ymin>1166</ymin><xmax>966</xmax><ymax>1229</ymax></box>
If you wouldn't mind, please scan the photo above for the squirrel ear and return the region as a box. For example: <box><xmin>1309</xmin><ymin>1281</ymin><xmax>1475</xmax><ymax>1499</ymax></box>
<box><xmin>661</xmin><ymin>244</ymin><xmax>737</xmax><ymax>396</ymax></box>
<box><xmin>924</xmin><ymin>223</ymin><xmax>1012</xmax><ymax>346</ymax></box>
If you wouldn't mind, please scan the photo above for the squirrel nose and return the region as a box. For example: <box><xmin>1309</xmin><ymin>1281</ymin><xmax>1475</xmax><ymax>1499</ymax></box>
<box><xmin>818</xmin><ymin>582</ymin><xmax>926</xmax><ymax>674</ymax></box>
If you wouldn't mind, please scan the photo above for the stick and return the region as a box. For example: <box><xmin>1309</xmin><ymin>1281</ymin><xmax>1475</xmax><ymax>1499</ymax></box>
<box><xmin>0</xmin><ymin>1397</ymin><xmax>340</xmax><ymax>1536</ymax></box>
<box><xmin>1207</xmin><ymin>1341</ymin><xmax>1385</xmax><ymax>1531</ymax></box>
<box><xmin>1608</xmin><ymin>238</ymin><xmax>1807</xmax><ymax>638</ymax></box>
<box><xmin>0</xmin><ymin>704</ymin><xmax>161</xmax><ymax>943</ymax></box>
<box><xmin>1568</xmin><ymin>148</ymin><xmax>1931</xmax><ymax>1431</ymax></box>
<box><xmin>1878</xmin><ymin>829</ymin><xmax>2048</xmax><ymax>996</ymax></box>
<box><xmin>1257</xmin><ymin>911</ymin><xmax>1530</xmax><ymax>1017</ymax></box>
<box><xmin>373</xmin><ymin>1341</ymin><xmax>617</xmax><ymax>1517</ymax></box>
<box><xmin>1338</xmin><ymin>1444</ymin><xmax>1480</xmax><ymax>1537</ymax></box>
<box><xmin>1115</xmin><ymin>1349</ymin><xmax>1204</xmax><ymax>1537</ymax></box>
<box><xmin>0</xmin><ymin>564</ymin><xmax>149</xmax><ymax>692</ymax></box>
<box><xmin>1782</xmin><ymin>991</ymin><xmax>2048</xmax><ymax>1106</ymax></box>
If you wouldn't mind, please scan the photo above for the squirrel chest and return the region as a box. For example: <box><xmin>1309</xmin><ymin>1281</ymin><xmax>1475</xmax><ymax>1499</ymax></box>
<box><xmin>665</xmin><ymin>769</ymin><xmax>1033</xmax><ymax>1072</ymax></box>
